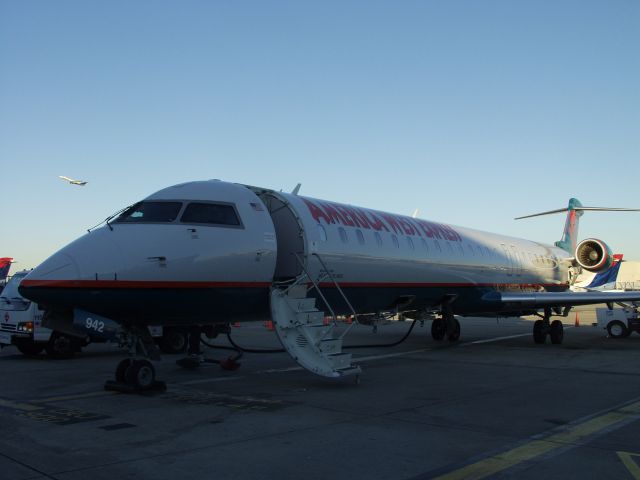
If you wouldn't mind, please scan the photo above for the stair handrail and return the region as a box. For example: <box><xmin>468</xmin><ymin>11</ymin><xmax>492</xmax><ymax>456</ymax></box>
<box><xmin>291</xmin><ymin>253</ymin><xmax>338</xmax><ymax>323</ymax></box>
<box><xmin>310</xmin><ymin>253</ymin><xmax>359</xmax><ymax>321</ymax></box>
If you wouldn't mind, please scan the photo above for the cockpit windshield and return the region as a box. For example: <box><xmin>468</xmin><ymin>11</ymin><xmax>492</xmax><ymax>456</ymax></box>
<box><xmin>115</xmin><ymin>202</ymin><xmax>183</xmax><ymax>223</ymax></box>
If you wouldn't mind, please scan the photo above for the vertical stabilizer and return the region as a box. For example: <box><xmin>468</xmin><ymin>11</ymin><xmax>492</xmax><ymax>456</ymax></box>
<box><xmin>0</xmin><ymin>257</ymin><xmax>13</xmax><ymax>282</ymax></box>
<box><xmin>555</xmin><ymin>198</ymin><xmax>584</xmax><ymax>253</ymax></box>
<box><xmin>516</xmin><ymin>199</ymin><xmax>640</xmax><ymax>254</ymax></box>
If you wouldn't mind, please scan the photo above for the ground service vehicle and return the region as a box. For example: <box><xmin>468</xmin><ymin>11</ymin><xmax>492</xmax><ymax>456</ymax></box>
<box><xmin>0</xmin><ymin>270</ymin><xmax>83</xmax><ymax>357</ymax></box>
<box><xmin>597</xmin><ymin>306</ymin><xmax>640</xmax><ymax>338</ymax></box>
<box><xmin>1</xmin><ymin>271</ymin><xmax>188</xmax><ymax>357</ymax></box>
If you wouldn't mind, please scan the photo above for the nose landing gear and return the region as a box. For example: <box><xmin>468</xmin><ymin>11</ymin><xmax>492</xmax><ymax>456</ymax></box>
<box><xmin>104</xmin><ymin>325</ymin><xmax>166</xmax><ymax>393</ymax></box>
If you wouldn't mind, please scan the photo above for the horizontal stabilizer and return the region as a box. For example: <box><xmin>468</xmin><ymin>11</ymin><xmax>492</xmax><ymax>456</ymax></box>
<box><xmin>516</xmin><ymin>206</ymin><xmax>640</xmax><ymax>220</ymax></box>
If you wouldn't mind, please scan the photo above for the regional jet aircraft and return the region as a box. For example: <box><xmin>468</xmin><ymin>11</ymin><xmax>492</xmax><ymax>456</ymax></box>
<box><xmin>19</xmin><ymin>180</ymin><xmax>640</xmax><ymax>390</ymax></box>
<box><xmin>58</xmin><ymin>175</ymin><xmax>87</xmax><ymax>186</ymax></box>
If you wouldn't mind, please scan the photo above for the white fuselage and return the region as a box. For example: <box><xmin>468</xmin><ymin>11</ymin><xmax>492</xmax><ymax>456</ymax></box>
<box><xmin>19</xmin><ymin>180</ymin><xmax>571</xmax><ymax>326</ymax></box>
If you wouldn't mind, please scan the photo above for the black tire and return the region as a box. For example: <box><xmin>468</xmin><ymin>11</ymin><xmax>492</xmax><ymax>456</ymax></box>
<box><xmin>550</xmin><ymin>320</ymin><xmax>564</xmax><ymax>344</ymax></box>
<box><xmin>448</xmin><ymin>318</ymin><xmax>461</xmax><ymax>342</ymax></box>
<box><xmin>45</xmin><ymin>333</ymin><xmax>76</xmax><ymax>359</ymax></box>
<box><xmin>607</xmin><ymin>320</ymin><xmax>628</xmax><ymax>339</ymax></box>
<box><xmin>16</xmin><ymin>342</ymin><xmax>45</xmax><ymax>356</ymax></box>
<box><xmin>115</xmin><ymin>358</ymin><xmax>133</xmax><ymax>383</ymax></box>
<box><xmin>159</xmin><ymin>328</ymin><xmax>188</xmax><ymax>354</ymax></box>
<box><xmin>124</xmin><ymin>359</ymin><xmax>156</xmax><ymax>390</ymax></box>
<box><xmin>533</xmin><ymin>320</ymin><xmax>546</xmax><ymax>344</ymax></box>
<box><xmin>431</xmin><ymin>318</ymin><xmax>446</xmax><ymax>341</ymax></box>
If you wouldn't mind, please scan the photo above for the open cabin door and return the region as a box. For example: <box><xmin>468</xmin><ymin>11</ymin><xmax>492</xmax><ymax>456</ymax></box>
<box><xmin>253</xmin><ymin>191</ymin><xmax>306</xmax><ymax>281</ymax></box>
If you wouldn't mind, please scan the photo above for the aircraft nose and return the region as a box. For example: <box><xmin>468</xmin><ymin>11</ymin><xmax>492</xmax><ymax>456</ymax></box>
<box><xmin>18</xmin><ymin>229</ymin><xmax>123</xmax><ymax>308</ymax></box>
<box><xmin>19</xmin><ymin>252</ymin><xmax>81</xmax><ymax>303</ymax></box>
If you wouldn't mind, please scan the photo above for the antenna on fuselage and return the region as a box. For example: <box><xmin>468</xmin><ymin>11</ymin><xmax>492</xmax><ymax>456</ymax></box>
<box><xmin>291</xmin><ymin>183</ymin><xmax>302</xmax><ymax>195</ymax></box>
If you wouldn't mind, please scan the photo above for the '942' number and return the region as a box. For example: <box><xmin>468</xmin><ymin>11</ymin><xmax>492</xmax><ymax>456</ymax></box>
<box><xmin>85</xmin><ymin>318</ymin><xmax>104</xmax><ymax>333</ymax></box>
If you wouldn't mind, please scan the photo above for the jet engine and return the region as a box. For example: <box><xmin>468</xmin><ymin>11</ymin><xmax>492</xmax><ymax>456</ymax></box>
<box><xmin>575</xmin><ymin>238</ymin><xmax>614</xmax><ymax>272</ymax></box>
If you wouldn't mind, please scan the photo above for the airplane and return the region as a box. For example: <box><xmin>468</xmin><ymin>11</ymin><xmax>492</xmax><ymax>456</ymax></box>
<box><xmin>0</xmin><ymin>257</ymin><xmax>12</xmax><ymax>282</ymax></box>
<box><xmin>18</xmin><ymin>180</ymin><xmax>640</xmax><ymax>390</ymax></box>
<box><xmin>573</xmin><ymin>254</ymin><xmax>624</xmax><ymax>291</ymax></box>
<box><xmin>59</xmin><ymin>175</ymin><xmax>87</xmax><ymax>186</ymax></box>
<box><xmin>0</xmin><ymin>257</ymin><xmax>12</xmax><ymax>293</ymax></box>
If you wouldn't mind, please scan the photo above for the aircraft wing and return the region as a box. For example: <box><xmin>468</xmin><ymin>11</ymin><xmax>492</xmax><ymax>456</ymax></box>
<box><xmin>484</xmin><ymin>291</ymin><xmax>640</xmax><ymax>309</ymax></box>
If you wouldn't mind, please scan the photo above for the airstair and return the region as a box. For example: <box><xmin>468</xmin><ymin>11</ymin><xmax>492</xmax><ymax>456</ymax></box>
<box><xmin>269</xmin><ymin>253</ymin><xmax>361</xmax><ymax>378</ymax></box>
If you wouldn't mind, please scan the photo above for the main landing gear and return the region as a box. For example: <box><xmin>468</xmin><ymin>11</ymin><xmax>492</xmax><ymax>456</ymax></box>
<box><xmin>533</xmin><ymin>308</ymin><xmax>564</xmax><ymax>345</ymax></box>
<box><xmin>431</xmin><ymin>297</ymin><xmax>461</xmax><ymax>343</ymax></box>
<box><xmin>104</xmin><ymin>325</ymin><xmax>166</xmax><ymax>393</ymax></box>
<box><xmin>176</xmin><ymin>324</ymin><xmax>243</xmax><ymax>371</ymax></box>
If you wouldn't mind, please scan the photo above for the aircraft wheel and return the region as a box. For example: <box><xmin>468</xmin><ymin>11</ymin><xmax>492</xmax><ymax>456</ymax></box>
<box><xmin>115</xmin><ymin>358</ymin><xmax>133</xmax><ymax>383</ymax></box>
<box><xmin>45</xmin><ymin>333</ymin><xmax>76</xmax><ymax>359</ymax></box>
<box><xmin>607</xmin><ymin>320</ymin><xmax>628</xmax><ymax>339</ymax></box>
<box><xmin>125</xmin><ymin>359</ymin><xmax>156</xmax><ymax>390</ymax></box>
<box><xmin>16</xmin><ymin>341</ymin><xmax>44</xmax><ymax>356</ymax></box>
<box><xmin>533</xmin><ymin>320</ymin><xmax>546</xmax><ymax>344</ymax></box>
<box><xmin>549</xmin><ymin>320</ymin><xmax>564</xmax><ymax>344</ymax></box>
<box><xmin>448</xmin><ymin>318</ymin><xmax>461</xmax><ymax>342</ymax></box>
<box><xmin>159</xmin><ymin>328</ymin><xmax>188</xmax><ymax>354</ymax></box>
<box><xmin>431</xmin><ymin>319</ymin><xmax>446</xmax><ymax>341</ymax></box>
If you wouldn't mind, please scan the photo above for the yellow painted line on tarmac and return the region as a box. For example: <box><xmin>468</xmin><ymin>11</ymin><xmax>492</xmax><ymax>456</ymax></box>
<box><xmin>434</xmin><ymin>400</ymin><xmax>640</xmax><ymax>480</ymax></box>
<box><xmin>618</xmin><ymin>452</ymin><xmax>640</xmax><ymax>479</ymax></box>
<box><xmin>0</xmin><ymin>397</ymin><xmax>44</xmax><ymax>412</ymax></box>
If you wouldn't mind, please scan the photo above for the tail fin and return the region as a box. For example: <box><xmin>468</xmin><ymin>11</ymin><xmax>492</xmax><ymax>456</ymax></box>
<box><xmin>586</xmin><ymin>254</ymin><xmax>623</xmax><ymax>288</ymax></box>
<box><xmin>556</xmin><ymin>198</ymin><xmax>584</xmax><ymax>253</ymax></box>
<box><xmin>515</xmin><ymin>199</ymin><xmax>640</xmax><ymax>254</ymax></box>
<box><xmin>0</xmin><ymin>257</ymin><xmax>13</xmax><ymax>282</ymax></box>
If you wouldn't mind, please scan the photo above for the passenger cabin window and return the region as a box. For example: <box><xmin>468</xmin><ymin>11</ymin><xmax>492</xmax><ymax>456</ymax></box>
<box><xmin>181</xmin><ymin>203</ymin><xmax>241</xmax><ymax>226</ymax></box>
<box><xmin>375</xmin><ymin>232</ymin><xmax>383</xmax><ymax>247</ymax></box>
<box><xmin>318</xmin><ymin>224</ymin><xmax>327</xmax><ymax>242</ymax></box>
<box><xmin>116</xmin><ymin>202</ymin><xmax>182</xmax><ymax>223</ymax></box>
<box><xmin>339</xmin><ymin>227</ymin><xmax>348</xmax><ymax>243</ymax></box>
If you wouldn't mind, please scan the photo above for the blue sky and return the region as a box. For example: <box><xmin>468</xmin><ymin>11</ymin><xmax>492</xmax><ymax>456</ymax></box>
<box><xmin>1</xmin><ymin>0</ymin><xmax>638</xmax><ymax>270</ymax></box>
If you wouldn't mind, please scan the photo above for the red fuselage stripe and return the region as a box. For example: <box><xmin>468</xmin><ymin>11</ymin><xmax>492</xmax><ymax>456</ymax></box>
<box><xmin>20</xmin><ymin>280</ymin><xmax>273</xmax><ymax>289</ymax></box>
<box><xmin>20</xmin><ymin>279</ymin><xmax>568</xmax><ymax>290</ymax></box>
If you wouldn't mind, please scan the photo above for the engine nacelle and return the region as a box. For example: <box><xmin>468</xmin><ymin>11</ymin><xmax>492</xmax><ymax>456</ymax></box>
<box><xmin>575</xmin><ymin>238</ymin><xmax>614</xmax><ymax>272</ymax></box>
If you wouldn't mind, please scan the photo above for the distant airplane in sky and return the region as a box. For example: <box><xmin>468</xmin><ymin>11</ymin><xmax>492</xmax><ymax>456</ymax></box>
<box><xmin>59</xmin><ymin>175</ymin><xmax>87</xmax><ymax>186</ymax></box>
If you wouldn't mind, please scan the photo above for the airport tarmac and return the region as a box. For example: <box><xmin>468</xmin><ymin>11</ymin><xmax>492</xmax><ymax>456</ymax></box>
<box><xmin>2</xmin><ymin>308</ymin><xmax>640</xmax><ymax>480</ymax></box>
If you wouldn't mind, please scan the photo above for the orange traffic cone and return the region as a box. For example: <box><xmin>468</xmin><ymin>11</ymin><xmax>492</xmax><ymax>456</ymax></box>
<box><xmin>574</xmin><ymin>312</ymin><xmax>580</xmax><ymax>327</ymax></box>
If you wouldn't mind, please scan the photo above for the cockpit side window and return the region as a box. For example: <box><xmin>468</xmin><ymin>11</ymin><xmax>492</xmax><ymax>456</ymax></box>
<box><xmin>115</xmin><ymin>202</ymin><xmax>183</xmax><ymax>223</ymax></box>
<box><xmin>181</xmin><ymin>203</ymin><xmax>242</xmax><ymax>227</ymax></box>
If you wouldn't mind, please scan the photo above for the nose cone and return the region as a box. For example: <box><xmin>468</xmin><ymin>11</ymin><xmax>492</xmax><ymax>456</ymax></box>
<box><xmin>19</xmin><ymin>229</ymin><xmax>123</xmax><ymax>309</ymax></box>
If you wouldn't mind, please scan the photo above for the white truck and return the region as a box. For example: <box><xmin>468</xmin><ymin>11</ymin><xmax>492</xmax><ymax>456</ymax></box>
<box><xmin>596</xmin><ymin>305</ymin><xmax>640</xmax><ymax>338</ymax></box>
<box><xmin>0</xmin><ymin>270</ymin><xmax>188</xmax><ymax>357</ymax></box>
